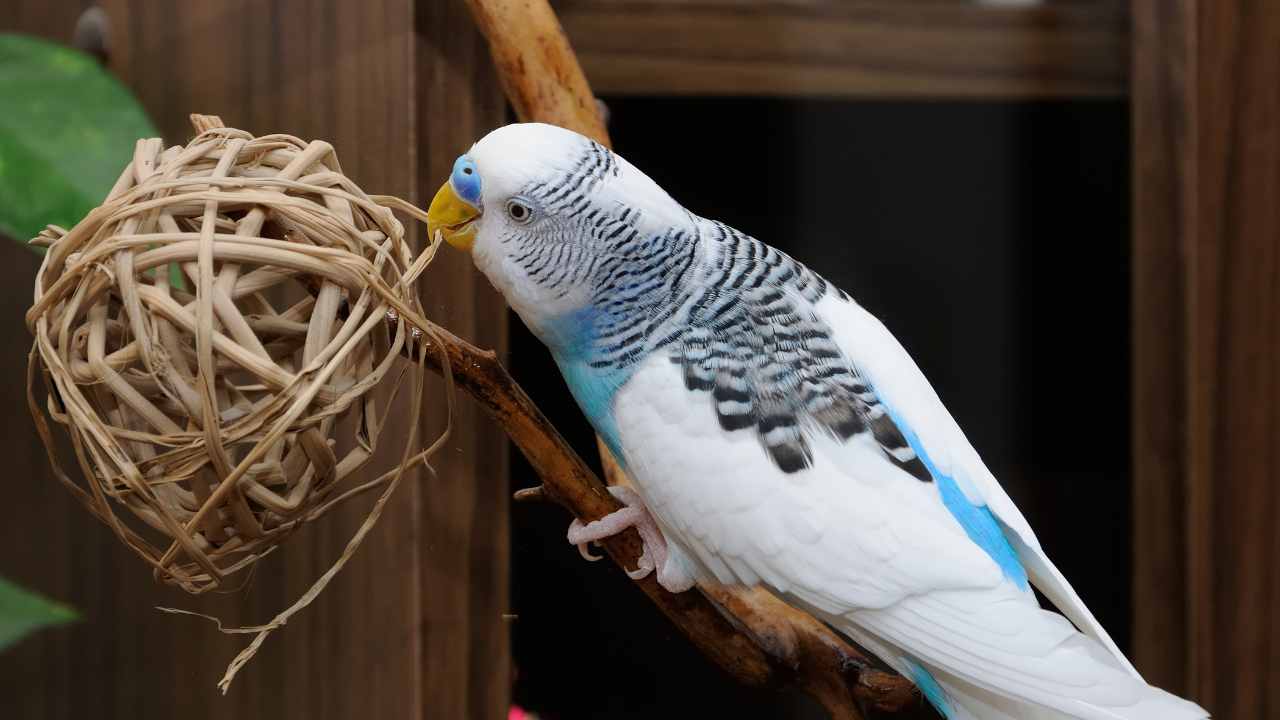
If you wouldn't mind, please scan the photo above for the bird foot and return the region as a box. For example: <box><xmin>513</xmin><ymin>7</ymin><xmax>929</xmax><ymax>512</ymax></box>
<box><xmin>567</xmin><ymin>486</ymin><xmax>695</xmax><ymax>593</ymax></box>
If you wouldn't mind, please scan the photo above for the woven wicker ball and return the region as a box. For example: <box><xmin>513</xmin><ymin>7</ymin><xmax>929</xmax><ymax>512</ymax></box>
<box><xmin>26</xmin><ymin>115</ymin><xmax>432</xmax><ymax>593</ymax></box>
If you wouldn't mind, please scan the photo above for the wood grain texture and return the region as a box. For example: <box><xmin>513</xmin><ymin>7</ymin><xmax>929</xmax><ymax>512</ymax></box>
<box><xmin>1</xmin><ymin>1</ymin><xmax>509</xmax><ymax>718</ymax></box>
<box><xmin>1132</xmin><ymin>0</ymin><xmax>1280</xmax><ymax>715</ymax></box>
<box><xmin>465</xmin><ymin>0</ymin><xmax>607</xmax><ymax>142</ymax></box>
<box><xmin>1130</xmin><ymin>0</ymin><xmax>1192</xmax><ymax>696</ymax></box>
<box><xmin>556</xmin><ymin>0</ymin><xmax>1129</xmax><ymax>98</ymax></box>
<box><xmin>4</xmin><ymin>0</ymin><xmax>95</xmax><ymax>48</ymax></box>
<box><xmin>416</xmin><ymin>1</ymin><xmax>511</xmax><ymax>718</ymax></box>
<box><xmin>1191</xmin><ymin>2</ymin><xmax>1280</xmax><ymax>714</ymax></box>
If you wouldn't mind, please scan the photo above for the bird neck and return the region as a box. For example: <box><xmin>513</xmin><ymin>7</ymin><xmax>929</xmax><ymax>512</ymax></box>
<box><xmin>532</xmin><ymin>230</ymin><xmax>696</xmax><ymax>357</ymax></box>
<box><xmin>532</xmin><ymin>304</ymin><xmax>606</xmax><ymax>358</ymax></box>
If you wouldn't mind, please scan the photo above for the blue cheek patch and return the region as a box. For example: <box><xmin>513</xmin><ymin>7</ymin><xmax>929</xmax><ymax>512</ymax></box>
<box><xmin>450</xmin><ymin>154</ymin><xmax>482</xmax><ymax>205</ymax></box>
<box><xmin>542</xmin><ymin>308</ymin><xmax>635</xmax><ymax>466</ymax></box>
<box><xmin>554</xmin><ymin>353</ymin><xmax>629</xmax><ymax>464</ymax></box>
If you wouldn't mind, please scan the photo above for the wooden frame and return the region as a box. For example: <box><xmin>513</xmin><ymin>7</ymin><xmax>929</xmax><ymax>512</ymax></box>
<box><xmin>1131</xmin><ymin>0</ymin><xmax>1280</xmax><ymax>715</ymax></box>
<box><xmin>557</xmin><ymin>0</ymin><xmax>1129</xmax><ymax>98</ymax></box>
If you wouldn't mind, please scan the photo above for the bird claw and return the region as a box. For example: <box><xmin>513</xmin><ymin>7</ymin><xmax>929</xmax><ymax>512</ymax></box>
<box><xmin>565</xmin><ymin>486</ymin><xmax>693</xmax><ymax>592</ymax></box>
<box><xmin>626</xmin><ymin>552</ymin><xmax>659</xmax><ymax>581</ymax></box>
<box><xmin>568</xmin><ymin>519</ymin><xmax>604</xmax><ymax>562</ymax></box>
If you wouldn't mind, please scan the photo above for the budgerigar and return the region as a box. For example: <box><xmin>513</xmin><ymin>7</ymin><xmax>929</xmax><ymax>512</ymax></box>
<box><xmin>425</xmin><ymin>123</ymin><xmax>1209</xmax><ymax>720</ymax></box>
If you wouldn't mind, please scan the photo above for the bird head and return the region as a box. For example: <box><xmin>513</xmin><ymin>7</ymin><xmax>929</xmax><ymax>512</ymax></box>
<box><xmin>426</xmin><ymin>123</ymin><xmax>693</xmax><ymax>349</ymax></box>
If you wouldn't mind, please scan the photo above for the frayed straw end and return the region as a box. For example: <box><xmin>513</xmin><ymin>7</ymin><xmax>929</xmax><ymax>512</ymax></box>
<box><xmin>30</xmin><ymin>224</ymin><xmax>68</xmax><ymax>248</ymax></box>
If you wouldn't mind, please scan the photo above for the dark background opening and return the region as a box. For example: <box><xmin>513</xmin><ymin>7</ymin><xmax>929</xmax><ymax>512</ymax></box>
<box><xmin>507</xmin><ymin>97</ymin><xmax>1130</xmax><ymax>719</ymax></box>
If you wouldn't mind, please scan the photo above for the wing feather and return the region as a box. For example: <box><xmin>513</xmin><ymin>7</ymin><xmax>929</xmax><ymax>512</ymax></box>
<box><xmin>814</xmin><ymin>292</ymin><xmax>1138</xmax><ymax>676</ymax></box>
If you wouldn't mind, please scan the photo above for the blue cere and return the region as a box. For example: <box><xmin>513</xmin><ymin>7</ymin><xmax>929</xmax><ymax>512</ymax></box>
<box><xmin>450</xmin><ymin>154</ymin><xmax>483</xmax><ymax>205</ymax></box>
<box><xmin>884</xmin><ymin>405</ymin><xmax>1029</xmax><ymax>589</ymax></box>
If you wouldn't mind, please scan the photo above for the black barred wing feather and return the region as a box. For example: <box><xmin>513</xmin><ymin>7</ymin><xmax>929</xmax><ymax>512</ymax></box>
<box><xmin>672</xmin><ymin>238</ymin><xmax>931</xmax><ymax>481</ymax></box>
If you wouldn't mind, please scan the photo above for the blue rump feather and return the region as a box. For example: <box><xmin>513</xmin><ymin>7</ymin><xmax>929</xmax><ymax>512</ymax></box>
<box><xmin>906</xmin><ymin>660</ymin><xmax>953</xmax><ymax>718</ymax></box>
<box><xmin>885</xmin><ymin>406</ymin><xmax>1029</xmax><ymax>589</ymax></box>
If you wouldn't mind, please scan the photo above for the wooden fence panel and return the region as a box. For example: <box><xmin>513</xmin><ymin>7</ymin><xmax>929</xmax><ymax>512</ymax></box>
<box><xmin>0</xmin><ymin>2</ymin><xmax>508</xmax><ymax>718</ymax></box>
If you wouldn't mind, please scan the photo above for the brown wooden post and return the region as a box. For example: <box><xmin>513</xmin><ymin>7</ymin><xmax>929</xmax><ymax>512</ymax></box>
<box><xmin>1132</xmin><ymin>0</ymin><xmax>1280</xmax><ymax>716</ymax></box>
<box><xmin>0</xmin><ymin>2</ymin><xmax>508</xmax><ymax>718</ymax></box>
<box><xmin>1131</xmin><ymin>0</ymin><xmax>1193</xmax><ymax>696</ymax></box>
<box><xmin>415</xmin><ymin>2</ymin><xmax>510</xmax><ymax>718</ymax></box>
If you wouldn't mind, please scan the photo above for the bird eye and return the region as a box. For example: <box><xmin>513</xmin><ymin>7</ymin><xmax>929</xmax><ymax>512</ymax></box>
<box><xmin>506</xmin><ymin>199</ymin><xmax>532</xmax><ymax>223</ymax></box>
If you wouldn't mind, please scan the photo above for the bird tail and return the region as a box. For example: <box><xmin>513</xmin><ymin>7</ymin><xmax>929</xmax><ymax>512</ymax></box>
<box><xmin>904</xmin><ymin>659</ymin><xmax>1207</xmax><ymax>720</ymax></box>
<box><xmin>826</xmin><ymin>596</ymin><xmax>1210</xmax><ymax>720</ymax></box>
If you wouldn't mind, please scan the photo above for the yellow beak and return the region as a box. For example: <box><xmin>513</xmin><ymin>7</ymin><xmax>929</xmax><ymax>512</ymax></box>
<box><xmin>426</xmin><ymin>180</ymin><xmax>481</xmax><ymax>251</ymax></box>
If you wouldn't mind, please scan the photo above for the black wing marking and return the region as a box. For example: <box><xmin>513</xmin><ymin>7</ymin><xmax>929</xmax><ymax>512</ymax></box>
<box><xmin>671</xmin><ymin>232</ymin><xmax>931</xmax><ymax>481</ymax></box>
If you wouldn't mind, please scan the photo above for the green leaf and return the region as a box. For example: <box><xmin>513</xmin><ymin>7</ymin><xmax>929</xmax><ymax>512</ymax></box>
<box><xmin>0</xmin><ymin>33</ymin><xmax>158</xmax><ymax>243</ymax></box>
<box><xmin>0</xmin><ymin>576</ymin><xmax>77</xmax><ymax>651</ymax></box>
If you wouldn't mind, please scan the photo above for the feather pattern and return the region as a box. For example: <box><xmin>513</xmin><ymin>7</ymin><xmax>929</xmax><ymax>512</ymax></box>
<box><xmin>501</xmin><ymin>142</ymin><xmax>934</xmax><ymax>479</ymax></box>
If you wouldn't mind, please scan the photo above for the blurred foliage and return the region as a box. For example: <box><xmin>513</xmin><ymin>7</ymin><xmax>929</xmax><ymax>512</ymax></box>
<box><xmin>0</xmin><ymin>576</ymin><xmax>76</xmax><ymax>651</ymax></box>
<box><xmin>0</xmin><ymin>33</ymin><xmax>157</xmax><ymax>243</ymax></box>
<box><xmin>0</xmin><ymin>31</ymin><xmax>158</xmax><ymax>651</ymax></box>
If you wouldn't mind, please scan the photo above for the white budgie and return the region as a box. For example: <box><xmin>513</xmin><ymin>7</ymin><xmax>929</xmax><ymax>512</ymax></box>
<box><xmin>425</xmin><ymin>123</ymin><xmax>1209</xmax><ymax>720</ymax></box>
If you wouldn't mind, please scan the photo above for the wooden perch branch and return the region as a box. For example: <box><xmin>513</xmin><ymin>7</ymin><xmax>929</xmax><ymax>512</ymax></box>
<box><xmin>454</xmin><ymin>0</ymin><xmax>929</xmax><ymax>717</ymax></box>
